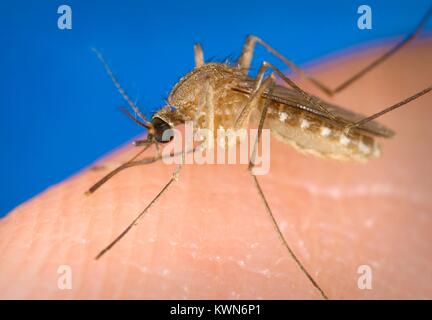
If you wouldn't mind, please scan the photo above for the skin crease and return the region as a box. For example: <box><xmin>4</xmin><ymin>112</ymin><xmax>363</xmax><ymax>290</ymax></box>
<box><xmin>0</xmin><ymin>40</ymin><xmax>431</xmax><ymax>300</ymax></box>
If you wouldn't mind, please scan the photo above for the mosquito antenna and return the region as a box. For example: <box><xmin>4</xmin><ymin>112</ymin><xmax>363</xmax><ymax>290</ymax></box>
<box><xmin>91</xmin><ymin>48</ymin><xmax>151</xmax><ymax>126</ymax></box>
<box><xmin>119</xmin><ymin>107</ymin><xmax>150</xmax><ymax>129</ymax></box>
<box><xmin>346</xmin><ymin>85</ymin><xmax>432</xmax><ymax>132</ymax></box>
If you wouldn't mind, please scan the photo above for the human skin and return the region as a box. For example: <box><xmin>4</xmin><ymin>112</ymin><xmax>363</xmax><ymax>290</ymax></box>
<box><xmin>0</xmin><ymin>40</ymin><xmax>431</xmax><ymax>299</ymax></box>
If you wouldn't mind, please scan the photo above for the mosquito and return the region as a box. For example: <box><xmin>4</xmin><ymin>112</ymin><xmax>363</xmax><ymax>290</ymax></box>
<box><xmin>86</xmin><ymin>7</ymin><xmax>432</xmax><ymax>300</ymax></box>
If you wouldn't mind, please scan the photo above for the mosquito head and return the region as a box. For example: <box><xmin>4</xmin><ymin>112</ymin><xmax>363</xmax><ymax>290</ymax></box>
<box><xmin>151</xmin><ymin>116</ymin><xmax>173</xmax><ymax>143</ymax></box>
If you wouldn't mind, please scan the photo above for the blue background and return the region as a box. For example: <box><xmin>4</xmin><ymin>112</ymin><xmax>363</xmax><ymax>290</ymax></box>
<box><xmin>1</xmin><ymin>0</ymin><xmax>431</xmax><ymax>217</ymax></box>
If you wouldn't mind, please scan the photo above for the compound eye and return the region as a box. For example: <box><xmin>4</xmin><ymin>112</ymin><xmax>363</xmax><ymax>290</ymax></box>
<box><xmin>152</xmin><ymin>117</ymin><xmax>173</xmax><ymax>143</ymax></box>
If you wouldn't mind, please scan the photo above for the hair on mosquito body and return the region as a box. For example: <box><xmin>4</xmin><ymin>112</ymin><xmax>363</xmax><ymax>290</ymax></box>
<box><xmin>87</xmin><ymin>7</ymin><xmax>432</xmax><ymax>300</ymax></box>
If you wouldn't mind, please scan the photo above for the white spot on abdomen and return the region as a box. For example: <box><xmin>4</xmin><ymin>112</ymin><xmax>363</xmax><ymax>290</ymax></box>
<box><xmin>320</xmin><ymin>127</ymin><xmax>331</xmax><ymax>137</ymax></box>
<box><xmin>372</xmin><ymin>143</ymin><xmax>380</xmax><ymax>157</ymax></box>
<box><xmin>279</xmin><ymin>111</ymin><xmax>288</xmax><ymax>122</ymax></box>
<box><xmin>300</xmin><ymin>119</ymin><xmax>310</xmax><ymax>129</ymax></box>
<box><xmin>339</xmin><ymin>134</ymin><xmax>350</xmax><ymax>145</ymax></box>
<box><xmin>358</xmin><ymin>139</ymin><xmax>371</xmax><ymax>154</ymax></box>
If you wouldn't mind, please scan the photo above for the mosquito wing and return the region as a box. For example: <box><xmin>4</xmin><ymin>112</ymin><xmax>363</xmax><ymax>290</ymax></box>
<box><xmin>233</xmin><ymin>79</ymin><xmax>395</xmax><ymax>138</ymax></box>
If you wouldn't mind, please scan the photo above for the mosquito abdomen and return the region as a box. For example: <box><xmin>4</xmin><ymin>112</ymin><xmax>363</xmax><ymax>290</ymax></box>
<box><xmin>264</xmin><ymin>104</ymin><xmax>381</xmax><ymax>161</ymax></box>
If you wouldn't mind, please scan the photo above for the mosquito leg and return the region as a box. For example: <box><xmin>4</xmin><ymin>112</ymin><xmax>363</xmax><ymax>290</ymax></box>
<box><xmin>90</xmin><ymin>143</ymin><xmax>151</xmax><ymax>172</ymax></box>
<box><xmin>261</xmin><ymin>61</ymin><xmax>341</xmax><ymax>120</ymax></box>
<box><xmin>85</xmin><ymin>145</ymin><xmax>199</xmax><ymax>195</ymax></box>
<box><xmin>134</xmin><ymin>139</ymin><xmax>151</xmax><ymax>146</ymax></box>
<box><xmin>237</xmin><ymin>35</ymin><xmax>338</xmax><ymax>97</ymax></box>
<box><xmin>203</xmin><ymin>80</ymin><xmax>215</xmax><ymax>149</ymax></box>
<box><xmin>194</xmin><ymin>43</ymin><xmax>205</xmax><ymax>67</ymax></box>
<box><xmin>242</xmin><ymin>77</ymin><xmax>329</xmax><ymax>299</ymax></box>
<box><xmin>95</xmin><ymin>155</ymin><xmax>185</xmax><ymax>260</ymax></box>
<box><xmin>182</xmin><ymin>75</ymin><xmax>323</xmax><ymax>296</ymax></box>
<box><xmin>189</xmin><ymin>77</ymin><xmax>215</xmax><ymax>151</ymax></box>
<box><xmin>332</xmin><ymin>6</ymin><xmax>432</xmax><ymax>94</ymax></box>
<box><xmin>235</xmin><ymin>61</ymin><xmax>342</xmax><ymax>129</ymax></box>
<box><xmin>250</xmin><ymin>173</ymin><xmax>329</xmax><ymax>299</ymax></box>
<box><xmin>344</xmin><ymin>85</ymin><xmax>432</xmax><ymax>134</ymax></box>
<box><xmin>155</xmin><ymin>141</ymin><xmax>162</xmax><ymax>158</ymax></box>
<box><xmin>238</xmin><ymin>6</ymin><xmax>432</xmax><ymax>96</ymax></box>
<box><xmin>234</xmin><ymin>64</ymin><xmax>275</xmax><ymax>130</ymax></box>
